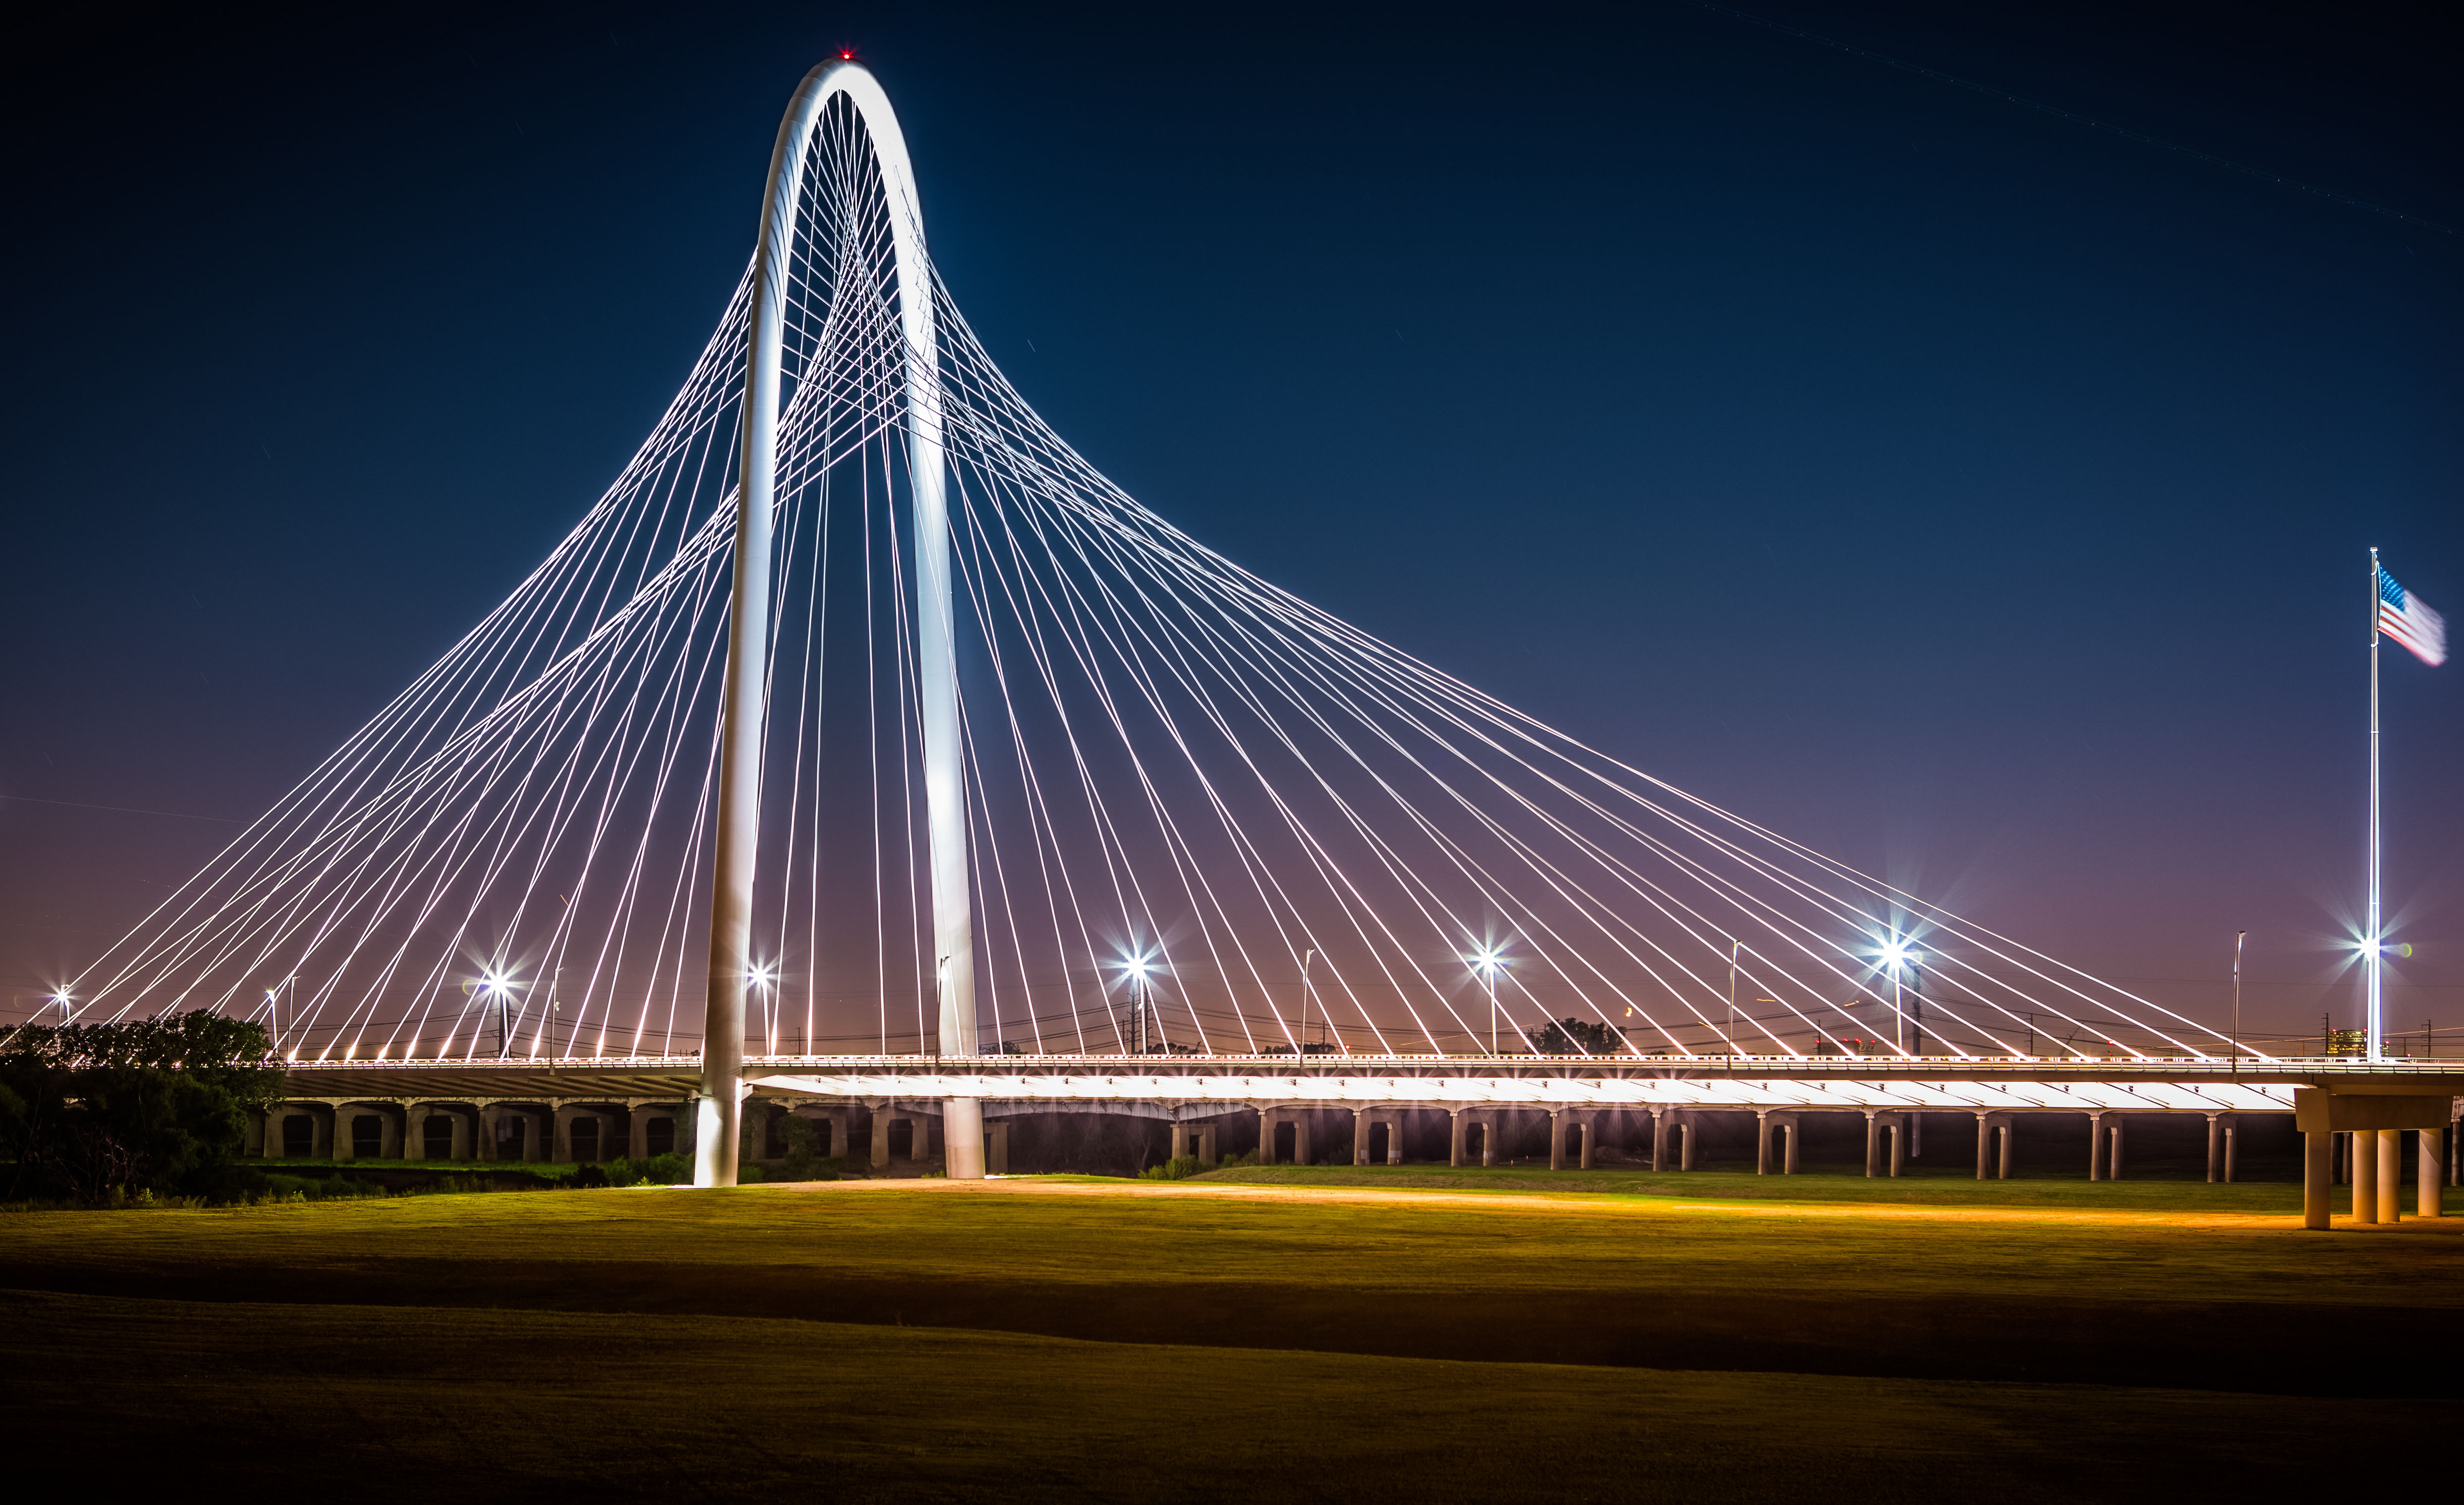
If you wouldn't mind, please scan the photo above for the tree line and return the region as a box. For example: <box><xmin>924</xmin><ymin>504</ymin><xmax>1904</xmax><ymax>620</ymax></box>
<box><xmin>0</xmin><ymin>1013</ymin><xmax>283</xmax><ymax>1202</ymax></box>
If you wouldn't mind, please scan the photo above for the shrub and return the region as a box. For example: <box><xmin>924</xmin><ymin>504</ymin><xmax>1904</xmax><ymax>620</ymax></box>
<box><xmin>600</xmin><ymin>1152</ymin><xmax>692</xmax><ymax>1187</ymax></box>
<box><xmin>1138</xmin><ymin>1155</ymin><xmax>1204</xmax><ymax>1181</ymax></box>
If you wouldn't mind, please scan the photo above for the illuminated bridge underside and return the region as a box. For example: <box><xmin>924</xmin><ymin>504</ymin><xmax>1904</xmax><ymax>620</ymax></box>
<box><xmin>281</xmin><ymin>1057</ymin><xmax>2463</xmax><ymax>1115</ymax></box>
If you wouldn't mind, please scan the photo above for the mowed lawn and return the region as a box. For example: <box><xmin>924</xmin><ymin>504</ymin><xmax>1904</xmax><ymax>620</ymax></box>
<box><xmin>4</xmin><ymin>1178</ymin><xmax>2457</xmax><ymax>1500</ymax></box>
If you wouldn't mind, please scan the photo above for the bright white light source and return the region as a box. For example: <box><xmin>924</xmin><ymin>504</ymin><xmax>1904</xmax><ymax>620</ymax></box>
<box><xmin>748</xmin><ymin>961</ymin><xmax>777</xmax><ymax>989</ymax></box>
<box><xmin>1468</xmin><ymin>946</ymin><xmax>1507</xmax><ymax>977</ymax></box>
<box><xmin>1119</xmin><ymin>950</ymin><xmax>1155</xmax><ymax>979</ymax></box>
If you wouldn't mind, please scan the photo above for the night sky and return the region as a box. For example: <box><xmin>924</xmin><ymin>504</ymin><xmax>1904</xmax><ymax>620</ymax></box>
<box><xmin>5</xmin><ymin>1</ymin><xmax>2458</xmax><ymax>1047</ymax></box>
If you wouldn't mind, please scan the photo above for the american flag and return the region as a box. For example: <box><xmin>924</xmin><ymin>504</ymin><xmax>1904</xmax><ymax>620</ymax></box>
<box><xmin>2378</xmin><ymin>563</ymin><xmax>2447</xmax><ymax>666</ymax></box>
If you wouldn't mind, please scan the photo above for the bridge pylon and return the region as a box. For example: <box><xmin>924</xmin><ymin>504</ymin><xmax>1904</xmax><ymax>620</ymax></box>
<box><xmin>699</xmin><ymin>58</ymin><xmax>984</xmax><ymax>1184</ymax></box>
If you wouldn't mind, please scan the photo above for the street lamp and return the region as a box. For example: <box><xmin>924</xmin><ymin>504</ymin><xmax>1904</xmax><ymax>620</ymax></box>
<box><xmin>1468</xmin><ymin>946</ymin><xmax>1507</xmax><ymax>1054</ymax></box>
<box><xmin>477</xmin><ymin>970</ymin><xmax>515</xmax><ymax>1059</ymax></box>
<box><xmin>1875</xmin><ymin>937</ymin><xmax>1919</xmax><ymax>1053</ymax></box>
<box><xmin>1117</xmin><ymin>951</ymin><xmax>1158</xmax><ymax>1054</ymax></box>
<box><xmin>749</xmin><ymin>960</ymin><xmax>776</xmax><ymax>1057</ymax></box>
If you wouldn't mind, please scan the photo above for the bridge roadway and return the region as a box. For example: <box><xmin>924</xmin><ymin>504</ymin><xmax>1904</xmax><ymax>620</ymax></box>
<box><xmin>259</xmin><ymin>1055</ymin><xmax>2460</xmax><ymax>1211</ymax></box>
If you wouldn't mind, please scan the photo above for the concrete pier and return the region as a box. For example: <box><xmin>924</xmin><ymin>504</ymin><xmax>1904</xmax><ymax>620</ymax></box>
<box><xmin>2419</xmin><ymin>1127</ymin><xmax>2443</xmax><ymax>1218</ymax></box>
<box><xmin>1755</xmin><ymin>1110</ymin><xmax>1798</xmax><ymax>1174</ymax></box>
<box><xmin>2352</xmin><ymin>1127</ymin><xmax>2379</xmax><ymax>1224</ymax></box>
<box><xmin>1260</xmin><ymin>1105</ymin><xmax>1314</xmax><ymax>1166</ymax></box>
<box><xmin>2376</xmin><ymin>1128</ymin><xmax>2401</xmax><ymax>1224</ymax></box>
<box><xmin>1863</xmin><ymin>1109</ymin><xmax>1904</xmax><ymax>1178</ymax></box>
<box><xmin>1972</xmin><ymin>1111</ymin><xmax>2014</xmax><ymax>1179</ymax></box>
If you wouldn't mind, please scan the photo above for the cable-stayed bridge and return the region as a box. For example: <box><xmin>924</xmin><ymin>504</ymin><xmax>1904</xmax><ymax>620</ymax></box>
<box><xmin>31</xmin><ymin>60</ymin><xmax>2456</xmax><ymax>1208</ymax></box>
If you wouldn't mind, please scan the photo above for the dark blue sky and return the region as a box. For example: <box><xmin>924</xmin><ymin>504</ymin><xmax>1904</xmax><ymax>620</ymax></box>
<box><xmin>5</xmin><ymin>1</ymin><xmax>2457</xmax><ymax>1044</ymax></box>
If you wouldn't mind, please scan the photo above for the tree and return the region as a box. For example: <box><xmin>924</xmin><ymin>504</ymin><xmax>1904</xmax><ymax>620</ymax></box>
<box><xmin>0</xmin><ymin>1013</ymin><xmax>282</xmax><ymax>1202</ymax></box>
<box><xmin>1529</xmin><ymin>1017</ymin><xmax>1625</xmax><ymax>1055</ymax></box>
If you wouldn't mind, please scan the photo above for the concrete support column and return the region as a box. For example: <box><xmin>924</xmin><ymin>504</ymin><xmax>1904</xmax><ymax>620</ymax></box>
<box><xmin>1449</xmin><ymin>1109</ymin><xmax>1466</xmax><ymax>1168</ymax></box>
<box><xmin>1477</xmin><ymin>1113</ymin><xmax>1495</xmax><ymax>1167</ymax></box>
<box><xmin>1864</xmin><ymin>1111</ymin><xmax>1883</xmax><ymax>1179</ymax></box>
<box><xmin>312</xmin><ymin>1107</ymin><xmax>332</xmax><ymax>1160</ymax></box>
<box><xmin>2420</xmin><ymin>1127</ymin><xmax>2446</xmax><ymax>1219</ymax></box>
<box><xmin>944</xmin><ymin>1099</ymin><xmax>984</xmax><ymax>1180</ymax></box>
<box><xmin>1782</xmin><ymin>1120</ymin><xmax>1799</xmax><ymax>1174</ymax></box>
<box><xmin>1975</xmin><ymin>1112</ymin><xmax>1992</xmax><ymax>1180</ymax></box>
<box><xmin>870</xmin><ymin>1108</ymin><xmax>891</xmax><ymax>1171</ymax></box>
<box><xmin>1196</xmin><ymin>1122</ymin><xmax>1219</xmax><ymax>1167</ymax></box>
<box><xmin>448</xmin><ymin>1110</ymin><xmax>472</xmax><ymax>1162</ymax></box>
<box><xmin>1353</xmin><ymin>1110</ymin><xmax>1371</xmax><ymax>1167</ymax></box>
<box><xmin>1678</xmin><ymin>1117</ymin><xmax>1697</xmax><ymax>1172</ymax></box>
<box><xmin>404</xmin><ymin>1105</ymin><xmax>430</xmax><ymax>1162</ymax></box>
<box><xmin>1650</xmin><ymin>1108</ymin><xmax>1670</xmax><ymax>1172</ymax></box>
<box><xmin>1550</xmin><ymin>1109</ymin><xmax>1568</xmax><ymax>1171</ymax></box>
<box><xmin>333</xmin><ymin>1106</ymin><xmax>358</xmax><ymax>1162</ymax></box>
<box><xmin>630</xmin><ymin>1107</ymin><xmax>656</xmax><ymax>1161</ymax></box>
<box><xmin>2376</xmin><ymin>1128</ymin><xmax>2401</xmax><ymax>1224</ymax></box>
<box><xmin>264</xmin><ymin>1109</ymin><xmax>289</xmax><ymax>1160</ymax></box>
<box><xmin>1171</xmin><ymin>1122</ymin><xmax>1191</xmax><ymax>1161</ymax></box>
<box><xmin>2352</xmin><ymin>1128</ymin><xmax>2380</xmax><ymax>1223</ymax></box>
<box><xmin>2221</xmin><ymin>1119</ymin><xmax>2235</xmax><ymax>1183</ymax></box>
<box><xmin>2303</xmin><ymin>1130</ymin><xmax>2332</xmax><ymax>1229</ymax></box>
<box><xmin>2205</xmin><ymin>1112</ymin><xmax>2224</xmax><ymax>1184</ymax></box>
<box><xmin>477</xmin><ymin>1105</ymin><xmax>504</xmax><ymax>1162</ymax></box>
<box><xmin>910</xmin><ymin>1113</ymin><xmax>934</xmax><ymax>1163</ymax></box>
<box><xmin>1755</xmin><ymin>1111</ymin><xmax>1773</xmax><ymax>1175</ymax></box>
<box><xmin>1888</xmin><ymin>1120</ymin><xmax>1905</xmax><ymax>1178</ymax></box>
<box><xmin>987</xmin><ymin>1120</ymin><xmax>1010</xmax><ymax>1175</ymax></box>
<box><xmin>2085</xmin><ymin>1112</ymin><xmax>2105</xmax><ymax>1181</ymax></box>
<box><xmin>1579</xmin><ymin>1116</ymin><xmax>1597</xmax><ymax>1170</ymax></box>
<box><xmin>381</xmin><ymin>1108</ymin><xmax>403</xmax><ymax>1161</ymax></box>
<box><xmin>2108</xmin><ymin>1118</ymin><xmax>2125</xmax><ymax>1181</ymax></box>
<box><xmin>1999</xmin><ymin>1118</ymin><xmax>2015</xmax><ymax>1180</ymax></box>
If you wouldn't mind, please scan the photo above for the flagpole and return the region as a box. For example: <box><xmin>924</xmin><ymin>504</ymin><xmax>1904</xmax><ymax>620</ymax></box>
<box><xmin>2368</xmin><ymin>546</ymin><xmax>2383</xmax><ymax>1063</ymax></box>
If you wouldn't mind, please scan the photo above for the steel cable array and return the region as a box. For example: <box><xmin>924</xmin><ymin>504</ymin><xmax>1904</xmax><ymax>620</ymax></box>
<box><xmin>33</xmin><ymin>94</ymin><xmax>2256</xmax><ymax>1066</ymax></box>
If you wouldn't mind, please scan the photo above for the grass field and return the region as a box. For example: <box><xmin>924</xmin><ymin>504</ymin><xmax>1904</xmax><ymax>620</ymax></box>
<box><xmin>5</xmin><ymin>1175</ymin><xmax>2456</xmax><ymax>1500</ymax></box>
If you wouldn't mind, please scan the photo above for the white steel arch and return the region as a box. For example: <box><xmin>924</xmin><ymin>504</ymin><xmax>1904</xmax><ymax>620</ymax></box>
<box><xmin>698</xmin><ymin>59</ymin><xmax>980</xmax><ymax>1186</ymax></box>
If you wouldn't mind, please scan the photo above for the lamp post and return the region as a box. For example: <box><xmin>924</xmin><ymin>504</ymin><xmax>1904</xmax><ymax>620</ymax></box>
<box><xmin>1120</xmin><ymin>952</ymin><xmax>1156</xmax><ymax>1054</ymax></box>
<box><xmin>2232</xmin><ymin>930</ymin><xmax>2244</xmax><ymax>1078</ymax></box>
<box><xmin>1469</xmin><ymin>946</ymin><xmax>1507</xmax><ymax>1054</ymax></box>
<box><xmin>1878</xmin><ymin>937</ymin><xmax>1914</xmax><ymax>1053</ymax></box>
<box><xmin>1300</xmin><ymin>948</ymin><xmax>1315</xmax><ymax>1058</ymax></box>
